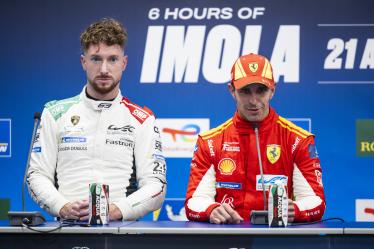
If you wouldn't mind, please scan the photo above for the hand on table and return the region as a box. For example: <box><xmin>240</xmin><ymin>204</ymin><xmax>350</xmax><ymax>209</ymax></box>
<box><xmin>59</xmin><ymin>200</ymin><xmax>89</xmax><ymax>220</ymax></box>
<box><xmin>209</xmin><ymin>204</ymin><xmax>243</xmax><ymax>224</ymax></box>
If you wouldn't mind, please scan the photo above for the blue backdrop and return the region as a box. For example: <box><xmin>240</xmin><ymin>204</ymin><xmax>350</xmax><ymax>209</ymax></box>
<box><xmin>0</xmin><ymin>0</ymin><xmax>373</xmax><ymax>222</ymax></box>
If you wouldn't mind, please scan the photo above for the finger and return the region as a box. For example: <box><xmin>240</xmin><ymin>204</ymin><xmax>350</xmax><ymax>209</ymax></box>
<box><xmin>216</xmin><ymin>207</ymin><xmax>233</xmax><ymax>223</ymax></box>
<box><xmin>221</xmin><ymin>204</ymin><xmax>243</xmax><ymax>224</ymax></box>
<box><xmin>217</xmin><ymin>207</ymin><xmax>232</xmax><ymax>223</ymax></box>
<box><xmin>230</xmin><ymin>211</ymin><xmax>243</xmax><ymax>224</ymax></box>
<box><xmin>80</xmin><ymin>199</ymin><xmax>89</xmax><ymax>208</ymax></box>
<box><xmin>210</xmin><ymin>212</ymin><xmax>226</xmax><ymax>224</ymax></box>
<box><xmin>64</xmin><ymin>212</ymin><xmax>80</xmax><ymax>220</ymax></box>
<box><xmin>79</xmin><ymin>215</ymin><xmax>89</xmax><ymax>221</ymax></box>
<box><xmin>70</xmin><ymin>202</ymin><xmax>81</xmax><ymax>212</ymax></box>
<box><xmin>69</xmin><ymin>209</ymin><xmax>81</xmax><ymax>219</ymax></box>
<box><xmin>79</xmin><ymin>207</ymin><xmax>89</xmax><ymax>217</ymax></box>
<box><xmin>216</xmin><ymin>207</ymin><xmax>234</xmax><ymax>223</ymax></box>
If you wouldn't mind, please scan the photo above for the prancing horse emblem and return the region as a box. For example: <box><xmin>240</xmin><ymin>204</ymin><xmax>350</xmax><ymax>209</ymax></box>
<box><xmin>266</xmin><ymin>144</ymin><xmax>281</xmax><ymax>164</ymax></box>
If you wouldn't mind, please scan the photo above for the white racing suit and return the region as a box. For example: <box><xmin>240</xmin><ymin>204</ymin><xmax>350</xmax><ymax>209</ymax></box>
<box><xmin>27</xmin><ymin>87</ymin><xmax>166</xmax><ymax>220</ymax></box>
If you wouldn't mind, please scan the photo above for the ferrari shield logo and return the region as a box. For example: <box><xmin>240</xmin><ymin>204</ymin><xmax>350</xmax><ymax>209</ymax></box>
<box><xmin>248</xmin><ymin>62</ymin><xmax>258</xmax><ymax>73</ymax></box>
<box><xmin>266</xmin><ymin>144</ymin><xmax>281</xmax><ymax>164</ymax></box>
<box><xmin>71</xmin><ymin>115</ymin><xmax>80</xmax><ymax>126</ymax></box>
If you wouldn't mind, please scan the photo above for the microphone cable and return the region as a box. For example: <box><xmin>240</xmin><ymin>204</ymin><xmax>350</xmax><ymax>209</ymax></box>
<box><xmin>288</xmin><ymin>217</ymin><xmax>345</xmax><ymax>226</ymax></box>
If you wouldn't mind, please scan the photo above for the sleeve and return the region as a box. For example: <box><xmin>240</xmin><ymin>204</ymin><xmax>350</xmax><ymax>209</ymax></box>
<box><xmin>184</xmin><ymin>136</ymin><xmax>220</xmax><ymax>222</ymax></box>
<box><xmin>113</xmin><ymin>116</ymin><xmax>167</xmax><ymax>220</ymax></box>
<box><xmin>292</xmin><ymin>135</ymin><xmax>326</xmax><ymax>222</ymax></box>
<box><xmin>26</xmin><ymin>108</ymin><xmax>70</xmax><ymax>217</ymax></box>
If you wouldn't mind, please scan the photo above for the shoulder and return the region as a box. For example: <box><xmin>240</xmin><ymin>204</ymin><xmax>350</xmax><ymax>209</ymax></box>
<box><xmin>44</xmin><ymin>95</ymin><xmax>80</xmax><ymax>121</ymax></box>
<box><xmin>120</xmin><ymin>97</ymin><xmax>154</xmax><ymax>124</ymax></box>
<box><xmin>275</xmin><ymin>115</ymin><xmax>313</xmax><ymax>139</ymax></box>
<box><xmin>199</xmin><ymin>118</ymin><xmax>233</xmax><ymax>141</ymax></box>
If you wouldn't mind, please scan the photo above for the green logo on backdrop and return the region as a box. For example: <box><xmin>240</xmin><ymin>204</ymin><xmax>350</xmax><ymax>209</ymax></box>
<box><xmin>0</xmin><ymin>199</ymin><xmax>10</xmax><ymax>220</ymax></box>
<box><xmin>356</xmin><ymin>120</ymin><xmax>374</xmax><ymax>157</ymax></box>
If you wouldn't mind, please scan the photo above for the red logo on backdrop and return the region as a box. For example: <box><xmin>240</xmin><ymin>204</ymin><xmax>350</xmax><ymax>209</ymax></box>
<box><xmin>364</xmin><ymin>208</ymin><xmax>374</xmax><ymax>215</ymax></box>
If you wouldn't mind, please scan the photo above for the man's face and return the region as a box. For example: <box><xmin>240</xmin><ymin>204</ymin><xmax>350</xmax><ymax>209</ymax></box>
<box><xmin>81</xmin><ymin>43</ymin><xmax>127</xmax><ymax>96</ymax></box>
<box><xmin>229</xmin><ymin>83</ymin><xmax>274</xmax><ymax>122</ymax></box>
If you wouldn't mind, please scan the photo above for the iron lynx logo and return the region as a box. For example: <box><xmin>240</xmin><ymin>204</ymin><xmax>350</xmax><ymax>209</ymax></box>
<box><xmin>0</xmin><ymin>119</ymin><xmax>11</xmax><ymax>157</ymax></box>
<box><xmin>356</xmin><ymin>120</ymin><xmax>374</xmax><ymax>156</ymax></box>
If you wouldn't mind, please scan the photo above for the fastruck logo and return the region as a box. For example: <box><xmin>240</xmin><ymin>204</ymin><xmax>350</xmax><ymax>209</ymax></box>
<box><xmin>222</xmin><ymin>142</ymin><xmax>240</xmax><ymax>152</ymax></box>
<box><xmin>106</xmin><ymin>139</ymin><xmax>134</xmax><ymax>148</ymax></box>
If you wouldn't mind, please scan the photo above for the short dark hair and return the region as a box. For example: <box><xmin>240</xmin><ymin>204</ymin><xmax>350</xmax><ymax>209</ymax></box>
<box><xmin>80</xmin><ymin>18</ymin><xmax>128</xmax><ymax>52</ymax></box>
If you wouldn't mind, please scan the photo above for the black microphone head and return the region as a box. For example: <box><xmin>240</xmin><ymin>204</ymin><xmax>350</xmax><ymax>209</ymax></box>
<box><xmin>252</xmin><ymin>122</ymin><xmax>259</xmax><ymax>130</ymax></box>
<box><xmin>34</xmin><ymin>112</ymin><xmax>41</xmax><ymax>120</ymax></box>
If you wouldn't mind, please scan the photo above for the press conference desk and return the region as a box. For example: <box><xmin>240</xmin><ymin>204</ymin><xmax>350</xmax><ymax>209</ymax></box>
<box><xmin>0</xmin><ymin>221</ymin><xmax>373</xmax><ymax>249</ymax></box>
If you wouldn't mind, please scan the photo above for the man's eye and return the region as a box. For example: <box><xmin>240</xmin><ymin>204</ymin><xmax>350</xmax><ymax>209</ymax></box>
<box><xmin>91</xmin><ymin>57</ymin><xmax>101</xmax><ymax>62</ymax></box>
<box><xmin>240</xmin><ymin>89</ymin><xmax>251</xmax><ymax>94</ymax></box>
<box><xmin>257</xmin><ymin>86</ymin><xmax>267</xmax><ymax>94</ymax></box>
<box><xmin>109</xmin><ymin>57</ymin><xmax>118</xmax><ymax>63</ymax></box>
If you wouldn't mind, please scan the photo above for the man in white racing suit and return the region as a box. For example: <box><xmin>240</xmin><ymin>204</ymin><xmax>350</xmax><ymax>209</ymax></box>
<box><xmin>27</xmin><ymin>18</ymin><xmax>166</xmax><ymax>221</ymax></box>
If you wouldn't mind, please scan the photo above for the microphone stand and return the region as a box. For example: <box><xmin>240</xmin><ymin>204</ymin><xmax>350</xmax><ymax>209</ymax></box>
<box><xmin>22</xmin><ymin>112</ymin><xmax>41</xmax><ymax>211</ymax></box>
<box><xmin>250</xmin><ymin>123</ymin><xmax>269</xmax><ymax>224</ymax></box>
<box><xmin>8</xmin><ymin>112</ymin><xmax>45</xmax><ymax>226</ymax></box>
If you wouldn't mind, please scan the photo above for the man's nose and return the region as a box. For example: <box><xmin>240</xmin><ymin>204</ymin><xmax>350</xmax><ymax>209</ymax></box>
<box><xmin>100</xmin><ymin>60</ymin><xmax>108</xmax><ymax>74</ymax></box>
<box><xmin>247</xmin><ymin>94</ymin><xmax>259</xmax><ymax>106</ymax></box>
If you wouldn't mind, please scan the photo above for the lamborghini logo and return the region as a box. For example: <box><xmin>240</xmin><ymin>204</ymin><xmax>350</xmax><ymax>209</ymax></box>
<box><xmin>71</xmin><ymin>115</ymin><xmax>80</xmax><ymax>126</ymax></box>
<box><xmin>266</xmin><ymin>144</ymin><xmax>281</xmax><ymax>164</ymax></box>
<box><xmin>248</xmin><ymin>62</ymin><xmax>259</xmax><ymax>73</ymax></box>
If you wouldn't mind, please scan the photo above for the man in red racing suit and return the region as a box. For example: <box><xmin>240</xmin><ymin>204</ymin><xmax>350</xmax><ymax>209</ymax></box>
<box><xmin>185</xmin><ymin>54</ymin><xmax>325</xmax><ymax>224</ymax></box>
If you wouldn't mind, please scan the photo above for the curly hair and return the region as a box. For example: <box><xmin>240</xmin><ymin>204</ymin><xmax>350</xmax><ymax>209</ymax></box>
<box><xmin>80</xmin><ymin>18</ymin><xmax>128</xmax><ymax>52</ymax></box>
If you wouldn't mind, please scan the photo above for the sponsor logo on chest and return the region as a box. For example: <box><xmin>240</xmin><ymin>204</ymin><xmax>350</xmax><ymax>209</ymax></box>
<box><xmin>218</xmin><ymin>158</ymin><xmax>236</xmax><ymax>175</ymax></box>
<box><xmin>222</xmin><ymin>142</ymin><xmax>240</xmax><ymax>152</ymax></box>
<box><xmin>266</xmin><ymin>144</ymin><xmax>281</xmax><ymax>164</ymax></box>
<box><xmin>256</xmin><ymin>175</ymin><xmax>288</xmax><ymax>191</ymax></box>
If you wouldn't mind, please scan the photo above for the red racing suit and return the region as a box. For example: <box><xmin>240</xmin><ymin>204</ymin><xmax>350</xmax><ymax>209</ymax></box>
<box><xmin>185</xmin><ymin>108</ymin><xmax>325</xmax><ymax>222</ymax></box>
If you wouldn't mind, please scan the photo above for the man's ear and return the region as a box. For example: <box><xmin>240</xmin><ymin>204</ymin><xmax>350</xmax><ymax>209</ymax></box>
<box><xmin>80</xmin><ymin>54</ymin><xmax>86</xmax><ymax>71</ymax></box>
<box><xmin>122</xmin><ymin>55</ymin><xmax>128</xmax><ymax>71</ymax></box>
<box><xmin>270</xmin><ymin>88</ymin><xmax>275</xmax><ymax>100</ymax></box>
<box><xmin>228</xmin><ymin>83</ymin><xmax>235</xmax><ymax>98</ymax></box>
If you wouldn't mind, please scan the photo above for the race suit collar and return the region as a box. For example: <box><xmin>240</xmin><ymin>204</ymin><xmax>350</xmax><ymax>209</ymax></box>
<box><xmin>233</xmin><ymin>107</ymin><xmax>278</xmax><ymax>134</ymax></box>
<box><xmin>80</xmin><ymin>86</ymin><xmax>122</xmax><ymax>111</ymax></box>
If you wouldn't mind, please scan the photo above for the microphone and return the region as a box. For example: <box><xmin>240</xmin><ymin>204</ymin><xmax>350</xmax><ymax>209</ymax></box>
<box><xmin>250</xmin><ymin>123</ymin><xmax>269</xmax><ymax>224</ymax></box>
<box><xmin>22</xmin><ymin>112</ymin><xmax>41</xmax><ymax>211</ymax></box>
<box><xmin>8</xmin><ymin>112</ymin><xmax>45</xmax><ymax>226</ymax></box>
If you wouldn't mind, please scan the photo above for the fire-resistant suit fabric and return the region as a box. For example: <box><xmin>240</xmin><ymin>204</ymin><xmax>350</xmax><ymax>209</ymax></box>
<box><xmin>185</xmin><ymin>108</ymin><xmax>325</xmax><ymax>222</ymax></box>
<box><xmin>27</xmin><ymin>87</ymin><xmax>166</xmax><ymax>220</ymax></box>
